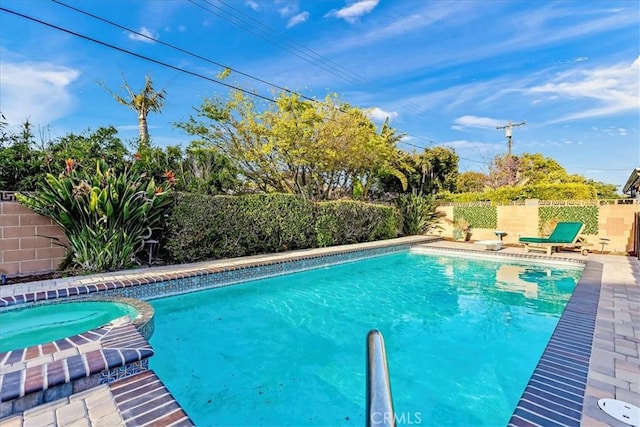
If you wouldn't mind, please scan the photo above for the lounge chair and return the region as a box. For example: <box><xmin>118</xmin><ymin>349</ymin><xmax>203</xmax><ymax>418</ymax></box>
<box><xmin>519</xmin><ymin>221</ymin><xmax>589</xmax><ymax>256</ymax></box>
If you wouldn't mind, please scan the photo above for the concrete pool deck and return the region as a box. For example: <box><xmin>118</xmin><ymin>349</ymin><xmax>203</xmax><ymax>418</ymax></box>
<box><xmin>0</xmin><ymin>237</ymin><xmax>638</xmax><ymax>426</ymax></box>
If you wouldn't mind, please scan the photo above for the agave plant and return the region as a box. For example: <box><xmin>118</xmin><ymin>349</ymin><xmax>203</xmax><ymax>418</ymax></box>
<box><xmin>16</xmin><ymin>159</ymin><xmax>173</xmax><ymax>272</ymax></box>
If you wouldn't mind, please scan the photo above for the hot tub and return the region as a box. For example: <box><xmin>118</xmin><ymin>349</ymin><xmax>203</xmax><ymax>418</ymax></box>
<box><xmin>0</xmin><ymin>300</ymin><xmax>138</xmax><ymax>352</ymax></box>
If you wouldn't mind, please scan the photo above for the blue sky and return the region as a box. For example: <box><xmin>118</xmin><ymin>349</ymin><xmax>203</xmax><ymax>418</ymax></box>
<box><xmin>1</xmin><ymin>0</ymin><xmax>639</xmax><ymax>191</ymax></box>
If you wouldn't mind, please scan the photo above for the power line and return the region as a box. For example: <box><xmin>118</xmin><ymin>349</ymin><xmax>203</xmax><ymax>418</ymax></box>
<box><xmin>0</xmin><ymin>6</ymin><xmax>280</xmax><ymax>102</ymax></box>
<box><xmin>195</xmin><ymin>1</ymin><xmax>456</xmax><ymax>128</ymax></box>
<box><xmin>1</xmin><ymin>5</ymin><xmax>476</xmax><ymax>165</ymax></box>
<box><xmin>399</xmin><ymin>134</ymin><xmax>488</xmax><ymax>164</ymax></box>
<box><xmin>212</xmin><ymin>0</ymin><xmax>364</xmax><ymax>84</ymax></box>
<box><xmin>188</xmin><ymin>0</ymin><xmax>364</xmax><ymax>85</ymax></box>
<box><xmin>51</xmin><ymin>0</ymin><xmax>322</xmax><ymax>106</ymax></box>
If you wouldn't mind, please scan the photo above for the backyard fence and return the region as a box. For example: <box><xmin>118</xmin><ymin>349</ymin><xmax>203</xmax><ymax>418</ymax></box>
<box><xmin>438</xmin><ymin>199</ymin><xmax>639</xmax><ymax>255</ymax></box>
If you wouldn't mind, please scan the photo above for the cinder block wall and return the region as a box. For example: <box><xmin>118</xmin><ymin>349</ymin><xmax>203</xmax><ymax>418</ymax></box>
<box><xmin>438</xmin><ymin>200</ymin><xmax>640</xmax><ymax>254</ymax></box>
<box><xmin>0</xmin><ymin>201</ymin><xmax>67</xmax><ymax>276</ymax></box>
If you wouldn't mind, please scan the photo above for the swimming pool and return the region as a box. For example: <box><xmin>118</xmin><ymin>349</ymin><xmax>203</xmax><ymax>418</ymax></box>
<box><xmin>149</xmin><ymin>251</ymin><xmax>582</xmax><ymax>426</ymax></box>
<box><xmin>0</xmin><ymin>300</ymin><xmax>138</xmax><ymax>352</ymax></box>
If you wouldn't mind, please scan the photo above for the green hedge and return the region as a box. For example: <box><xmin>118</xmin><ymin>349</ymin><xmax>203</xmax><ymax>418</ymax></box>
<box><xmin>315</xmin><ymin>200</ymin><xmax>400</xmax><ymax>247</ymax></box>
<box><xmin>165</xmin><ymin>194</ymin><xmax>401</xmax><ymax>263</ymax></box>
<box><xmin>453</xmin><ymin>206</ymin><xmax>497</xmax><ymax>229</ymax></box>
<box><xmin>539</xmin><ymin>206</ymin><xmax>598</xmax><ymax>234</ymax></box>
<box><xmin>444</xmin><ymin>183</ymin><xmax>598</xmax><ymax>203</ymax></box>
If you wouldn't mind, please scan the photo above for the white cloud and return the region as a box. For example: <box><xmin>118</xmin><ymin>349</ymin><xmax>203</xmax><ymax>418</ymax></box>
<box><xmin>325</xmin><ymin>0</ymin><xmax>379</xmax><ymax>23</ymax></box>
<box><xmin>453</xmin><ymin>115</ymin><xmax>504</xmax><ymax>129</ymax></box>
<box><xmin>178</xmin><ymin>25</ymin><xmax>187</xmax><ymax>32</ymax></box>
<box><xmin>527</xmin><ymin>56</ymin><xmax>640</xmax><ymax>123</ymax></box>
<box><xmin>369</xmin><ymin>107</ymin><xmax>398</xmax><ymax>122</ymax></box>
<box><xmin>245</xmin><ymin>1</ymin><xmax>260</xmax><ymax>11</ymax></box>
<box><xmin>287</xmin><ymin>12</ymin><xmax>309</xmax><ymax>28</ymax></box>
<box><xmin>128</xmin><ymin>27</ymin><xmax>157</xmax><ymax>43</ymax></box>
<box><xmin>0</xmin><ymin>60</ymin><xmax>80</xmax><ymax>126</ymax></box>
<box><xmin>279</xmin><ymin>3</ymin><xmax>298</xmax><ymax>17</ymax></box>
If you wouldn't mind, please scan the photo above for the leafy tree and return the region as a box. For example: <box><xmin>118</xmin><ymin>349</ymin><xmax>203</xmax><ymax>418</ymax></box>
<box><xmin>46</xmin><ymin>126</ymin><xmax>129</xmax><ymax>174</ymax></box>
<box><xmin>180</xmin><ymin>141</ymin><xmax>239</xmax><ymax>194</ymax></box>
<box><xmin>517</xmin><ymin>153</ymin><xmax>570</xmax><ymax>184</ymax></box>
<box><xmin>177</xmin><ymin>91</ymin><xmax>405</xmax><ymax>200</ymax></box>
<box><xmin>102</xmin><ymin>75</ymin><xmax>166</xmax><ymax>149</ymax></box>
<box><xmin>585</xmin><ymin>179</ymin><xmax>620</xmax><ymax>199</ymax></box>
<box><xmin>485</xmin><ymin>152</ymin><xmax>620</xmax><ymax>198</ymax></box>
<box><xmin>456</xmin><ymin>171</ymin><xmax>486</xmax><ymax>193</ymax></box>
<box><xmin>486</xmin><ymin>154</ymin><xmax>522</xmax><ymax>189</ymax></box>
<box><xmin>376</xmin><ymin>147</ymin><xmax>458</xmax><ymax>196</ymax></box>
<box><xmin>0</xmin><ymin>119</ymin><xmax>47</xmax><ymax>190</ymax></box>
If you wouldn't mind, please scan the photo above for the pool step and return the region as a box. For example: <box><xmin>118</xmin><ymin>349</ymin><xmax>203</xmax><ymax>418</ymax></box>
<box><xmin>111</xmin><ymin>370</ymin><xmax>194</xmax><ymax>426</ymax></box>
<box><xmin>0</xmin><ymin>323</ymin><xmax>153</xmax><ymax>418</ymax></box>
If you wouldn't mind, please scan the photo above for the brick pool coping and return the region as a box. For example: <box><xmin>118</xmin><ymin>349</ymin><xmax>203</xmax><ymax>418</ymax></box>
<box><xmin>0</xmin><ymin>237</ymin><xmax>637</xmax><ymax>426</ymax></box>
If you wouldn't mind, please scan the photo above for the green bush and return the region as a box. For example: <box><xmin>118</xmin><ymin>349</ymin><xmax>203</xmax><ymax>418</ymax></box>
<box><xmin>165</xmin><ymin>193</ymin><xmax>316</xmax><ymax>262</ymax></box>
<box><xmin>17</xmin><ymin>159</ymin><xmax>172</xmax><ymax>272</ymax></box>
<box><xmin>539</xmin><ymin>206</ymin><xmax>598</xmax><ymax>234</ymax></box>
<box><xmin>395</xmin><ymin>194</ymin><xmax>443</xmax><ymax>235</ymax></box>
<box><xmin>444</xmin><ymin>183</ymin><xmax>598</xmax><ymax>203</ymax></box>
<box><xmin>315</xmin><ymin>200</ymin><xmax>400</xmax><ymax>247</ymax></box>
<box><xmin>165</xmin><ymin>194</ymin><xmax>401</xmax><ymax>262</ymax></box>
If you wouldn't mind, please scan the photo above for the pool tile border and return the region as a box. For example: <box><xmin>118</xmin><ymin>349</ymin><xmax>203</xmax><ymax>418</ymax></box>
<box><xmin>508</xmin><ymin>261</ymin><xmax>602</xmax><ymax>426</ymax></box>
<box><xmin>0</xmin><ymin>323</ymin><xmax>154</xmax><ymax>418</ymax></box>
<box><xmin>110</xmin><ymin>370</ymin><xmax>194</xmax><ymax>426</ymax></box>
<box><xmin>0</xmin><ymin>243</ymin><xmax>415</xmax><ymax>308</ymax></box>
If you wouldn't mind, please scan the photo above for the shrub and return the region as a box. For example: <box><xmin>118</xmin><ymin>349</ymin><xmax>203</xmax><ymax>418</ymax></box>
<box><xmin>165</xmin><ymin>195</ymin><xmax>401</xmax><ymax>262</ymax></box>
<box><xmin>395</xmin><ymin>194</ymin><xmax>443</xmax><ymax>235</ymax></box>
<box><xmin>165</xmin><ymin>193</ymin><xmax>316</xmax><ymax>262</ymax></box>
<box><xmin>17</xmin><ymin>159</ymin><xmax>172</xmax><ymax>272</ymax></box>
<box><xmin>315</xmin><ymin>200</ymin><xmax>400</xmax><ymax>247</ymax></box>
<box><xmin>443</xmin><ymin>183</ymin><xmax>598</xmax><ymax>203</ymax></box>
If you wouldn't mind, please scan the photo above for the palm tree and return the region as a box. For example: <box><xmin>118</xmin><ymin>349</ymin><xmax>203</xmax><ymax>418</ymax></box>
<box><xmin>102</xmin><ymin>75</ymin><xmax>166</xmax><ymax>149</ymax></box>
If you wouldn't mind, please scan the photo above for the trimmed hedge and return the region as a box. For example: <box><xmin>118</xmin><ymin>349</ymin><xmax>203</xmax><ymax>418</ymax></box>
<box><xmin>315</xmin><ymin>200</ymin><xmax>400</xmax><ymax>247</ymax></box>
<box><xmin>165</xmin><ymin>193</ymin><xmax>401</xmax><ymax>263</ymax></box>
<box><xmin>444</xmin><ymin>183</ymin><xmax>598</xmax><ymax>203</ymax></box>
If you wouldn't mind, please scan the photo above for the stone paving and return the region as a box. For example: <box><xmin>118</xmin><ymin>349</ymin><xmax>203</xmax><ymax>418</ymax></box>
<box><xmin>2</xmin><ymin>384</ymin><xmax>124</xmax><ymax>427</ymax></box>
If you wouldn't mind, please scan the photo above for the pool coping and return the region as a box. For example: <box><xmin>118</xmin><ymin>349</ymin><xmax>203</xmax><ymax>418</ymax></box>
<box><xmin>0</xmin><ymin>237</ymin><xmax>637</xmax><ymax>426</ymax></box>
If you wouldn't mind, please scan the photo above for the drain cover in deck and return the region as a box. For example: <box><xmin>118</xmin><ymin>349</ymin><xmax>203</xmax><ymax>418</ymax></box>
<box><xmin>598</xmin><ymin>398</ymin><xmax>640</xmax><ymax>426</ymax></box>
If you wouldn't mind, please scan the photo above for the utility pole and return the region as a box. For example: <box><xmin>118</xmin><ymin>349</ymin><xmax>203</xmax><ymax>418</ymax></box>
<box><xmin>496</xmin><ymin>120</ymin><xmax>526</xmax><ymax>156</ymax></box>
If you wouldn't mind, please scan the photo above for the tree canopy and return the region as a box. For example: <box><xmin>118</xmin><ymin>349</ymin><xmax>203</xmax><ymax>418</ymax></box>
<box><xmin>176</xmin><ymin>91</ymin><xmax>407</xmax><ymax>200</ymax></box>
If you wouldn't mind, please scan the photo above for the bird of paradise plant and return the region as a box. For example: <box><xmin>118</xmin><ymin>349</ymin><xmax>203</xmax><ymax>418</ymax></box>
<box><xmin>16</xmin><ymin>159</ymin><xmax>173</xmax><ymax>272</ymax></box>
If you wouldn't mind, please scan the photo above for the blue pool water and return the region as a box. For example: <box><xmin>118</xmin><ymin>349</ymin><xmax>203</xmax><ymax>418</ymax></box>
<box><xmin>149</xmin><ymin>252</ymin><xmax>582</xmax><ymax>426</ymax></box>
<box><xmin>0</xmin><ymin>301</ymin><xmax>137</xmax><ymax>352</ymax></box>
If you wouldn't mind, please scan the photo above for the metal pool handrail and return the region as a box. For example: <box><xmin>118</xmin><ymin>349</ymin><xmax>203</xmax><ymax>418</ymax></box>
<box><xmin>366</xmin><ymin>329</ymin><xmax>396</xmax><ymax>427</ymax></box>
